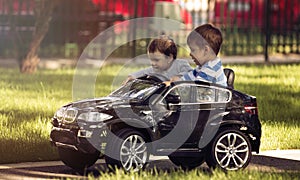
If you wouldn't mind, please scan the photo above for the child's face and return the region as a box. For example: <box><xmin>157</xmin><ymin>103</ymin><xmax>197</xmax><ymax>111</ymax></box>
<box><xmin>148</xmin><ymin>50</ymin><xmax>173</xmax><ymax>72</ymax></box>
<box><xmin>188</xmin><ymin>40</ymin><xmax>209</xmax><ymax>66</ymax></box>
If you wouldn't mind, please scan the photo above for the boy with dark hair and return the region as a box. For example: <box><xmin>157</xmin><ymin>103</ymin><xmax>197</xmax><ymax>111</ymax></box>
<box><xmin>125</xmin><ymin>35</ymin><xmax>192</xmax><ymax>82</ymax></box>
<box><xmin>177</xmin><ymin>24</ymin><xmax>227</xmax><ymax>86</ymax></box>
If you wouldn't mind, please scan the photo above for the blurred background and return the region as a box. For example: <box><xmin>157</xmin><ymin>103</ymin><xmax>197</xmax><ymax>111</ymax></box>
<box><xmin>0</xmin><ymin>0</ymin><xmax>299</xmax><ymax>65</ymax></box>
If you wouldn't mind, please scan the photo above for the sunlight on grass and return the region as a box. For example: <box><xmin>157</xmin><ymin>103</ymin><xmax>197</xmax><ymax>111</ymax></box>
<box><xmin>261</xmin><ymin>121</ymin><xmax>300</xmax><ymax>150</ymax></box>
<box><xmin>0</xmin><ymin>116</ymin><xmax>58</xmax><ymax>163</ymax></box>
<box><xmin>227</xmin><ymin>64</ymin><xmax>300</xmax><ymax>123</ymax></box>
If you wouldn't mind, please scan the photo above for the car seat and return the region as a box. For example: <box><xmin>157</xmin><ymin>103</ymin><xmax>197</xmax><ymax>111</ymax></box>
<box><xmin>223</xmin><ymin>68</ymin><xmax>235</xmax><ymax>89</ymax></box>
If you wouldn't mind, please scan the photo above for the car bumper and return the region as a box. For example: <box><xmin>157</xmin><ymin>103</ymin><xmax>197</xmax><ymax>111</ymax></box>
<box><xmin>50</xmin><ymin>127</ymin><xmax>101</xmax><ymax>154</ymax></box>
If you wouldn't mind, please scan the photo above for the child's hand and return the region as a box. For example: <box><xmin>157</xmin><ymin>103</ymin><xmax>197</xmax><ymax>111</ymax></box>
<box><xmin>170</xmin><ymin>76</ymin><xmax>181</xmax><ymax>82</ymax></box>
<box><xmin>122</xmin><ymin>76</ymin><xmax>135</xmax><ymax>85</ymax></box>
<box><xmin>163</xmin><ymin>81</ymin><xmax>171</xmax><ymax>86</ymax></box>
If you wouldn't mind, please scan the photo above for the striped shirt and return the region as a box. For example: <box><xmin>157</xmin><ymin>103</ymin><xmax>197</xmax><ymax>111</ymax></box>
<box><xmin>182</xmin><ymin>58</ymin><xmax>227</xmax><ymax>87</ymax></box>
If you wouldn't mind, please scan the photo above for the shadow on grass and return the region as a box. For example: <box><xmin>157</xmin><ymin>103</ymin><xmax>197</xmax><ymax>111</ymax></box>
<box><xmin>251</xmin><ymin>155</ymin><xmax>300</xmax><ymax>171</ymax></box>
<box><xmin>0</xmin><ymin>140</ymin><xmax>59</xmax><ymax>164</ymax></box>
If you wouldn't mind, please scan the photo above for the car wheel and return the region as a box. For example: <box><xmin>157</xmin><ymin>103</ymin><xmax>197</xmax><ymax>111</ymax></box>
<box><xmin>206</xmin><ymin>128</ymin><xmax>252</xmax><ymax>171</ymax></box>
<box><xmin>58</xmin><ymin>147</ymin><xmax>100</xmax><ymax>171</ymax></box>
<box><xmin>168</xmin><ymin>155</ymin><xmax>205</xmax><ymax>170</ymax></box>
<box><xmin>105</xmin><ymin>128</ymin><xmax>149</xmax><ymax>171</ymax></box>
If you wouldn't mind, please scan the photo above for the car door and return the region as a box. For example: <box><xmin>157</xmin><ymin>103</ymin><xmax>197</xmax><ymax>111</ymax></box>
<box><xmin>156</xmin><ymin>83</ymin><xmax>231</xmax><ymax>147</ymax></box>
<box><xmin>188</xmin><ymin>84</ymin><xmax>232</xmax><ymax>148</ymax></box>
<box><xmin>153</xmin><ymin>83</ymin><xmax>199</xmax><ymax>149</ymax></box>
<box><xmin>151</xmin><ymin>83</ymin><xmax>231</xmax><ymax>151</ymax></box>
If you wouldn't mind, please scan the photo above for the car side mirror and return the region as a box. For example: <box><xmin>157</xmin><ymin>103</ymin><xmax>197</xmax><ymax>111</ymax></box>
<box><xmin>165</xmin><ymin>94</ymin><xmax>180</xmax><ymax>104</ymax></box>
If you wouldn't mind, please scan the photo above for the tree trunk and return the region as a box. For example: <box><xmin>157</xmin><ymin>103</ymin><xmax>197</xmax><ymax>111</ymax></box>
<box><xmin>21</xmin><ymin>0</ymin><xmax>60</xmax><ymax>74</ymax></box>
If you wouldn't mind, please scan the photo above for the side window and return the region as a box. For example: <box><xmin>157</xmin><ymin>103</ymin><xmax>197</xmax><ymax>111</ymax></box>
<box><xmin>165</xmin><ymin>88</ymin><xmax>181</xmax><ymax>104</ymax></box>
<box><xmin>196</xmin><ymin>86</ymin><xmax>231</xmax><ymax>103</ymax></box>
<box><xmin>176</xmin><ymin>85</ymin><xmax>192</xmax><ymax>103</ymax></box>
<box><xmin>164</xmin><ymin>85</ymin><xmax>192</xmax><ymax>104</ymax></box>
<box><xmin>196</xmin><ymin>86</ymin><xmax>216</xmax><ymax>102</ymax></box>
<box><xmin>217</xmin><ymin>89</ymin><xmax>231</xmax><ymax>102</ymax></box>
<box><xmin>164</xmin><ymin>85</ymin><xmax>231</xmax><ymax>104</ymax></box>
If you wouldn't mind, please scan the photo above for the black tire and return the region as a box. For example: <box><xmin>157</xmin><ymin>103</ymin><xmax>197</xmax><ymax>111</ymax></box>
<box><xmin>206</xmin><ymin>128</ymin><xmax>252</xmax><ymax>171</ymax></box>
<box><xmin>104</xmin><ymin>128</ymin><xmax>149</xmax><ymax>171</ymax></box>
<box><xmin>168</xmin><ymin>155</ymin><xmax>205</xmax><ymax>170</ymax></box>
<box><xmin>58</xmin><ymin>147</ymin><xmax>100</xmax><ymax>171</ymax></box>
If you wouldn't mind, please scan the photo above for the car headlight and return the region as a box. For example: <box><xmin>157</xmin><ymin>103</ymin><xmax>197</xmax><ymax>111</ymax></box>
<box><xmin>54</xmin><ymin>107</ymin><xmax>78</xmax><ymax>123</ymax></box>
<box><xmin>55</xmin><ymin>107</ymin><xmax>66</xmax><ymax>121</ymax></box>
<box><xmin>64</xmin><ymin>108</ymin><xmax>78</xmax><ymax>123</ymax></box>
<box><xmin>78</xmin><ymin>112</ymin><xmax>112</xmax><ymax>122</ymax></box>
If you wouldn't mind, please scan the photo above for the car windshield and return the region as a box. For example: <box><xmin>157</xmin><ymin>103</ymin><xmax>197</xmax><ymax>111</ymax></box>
<box><xmin>109</xmin><ymin>79</ymin><xmax>160</xmax><ymax>99</ymax></box>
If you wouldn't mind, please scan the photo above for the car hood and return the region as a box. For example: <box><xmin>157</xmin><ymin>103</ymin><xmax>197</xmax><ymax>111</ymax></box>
<box><xmin>67</xmin><ymin>96</ymin><xmax>131</xmax><ymax>110</ymax></box>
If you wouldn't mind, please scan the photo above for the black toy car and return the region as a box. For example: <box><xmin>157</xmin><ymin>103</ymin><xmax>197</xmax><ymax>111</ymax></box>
<box><xmin>50</xmin><ymin>69</ymin><xmax>261</xmax><ymax>171</ymax></box>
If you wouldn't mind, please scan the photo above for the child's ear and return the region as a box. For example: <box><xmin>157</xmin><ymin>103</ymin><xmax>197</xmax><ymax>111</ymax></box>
<box><xmin>204</xmin><ymin>45</ymin><xmax>213</xmax><ymax>56</ymax></box>
<box><xmin>204</xmin><ymin>45</ymin><xmax>210</xmax><ymax>52</ymax></box>
<box><xmin>168</xmin><ymin>54</ymin><xmax>174</xmax><ymax>63</ymax></box>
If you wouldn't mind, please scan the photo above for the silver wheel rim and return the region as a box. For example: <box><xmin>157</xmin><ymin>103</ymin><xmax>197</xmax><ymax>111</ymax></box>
<box><xmin>120</xmin><ymin>134</ymin><xmax>147</xmax><ymax>171</ymax></box>
<box><xmin>215</xmin><ymin>132</ymin><xmax>250</xmax><ymax>170</ymax></box>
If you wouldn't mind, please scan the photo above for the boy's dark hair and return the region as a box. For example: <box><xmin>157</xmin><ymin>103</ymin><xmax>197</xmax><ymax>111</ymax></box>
<box><xmin>148</xmin><ymin>35</ymin><xmax>177</xmax><ymax>59</ymax></box>
<box><xmin>187</xmin><ymin>24</ymin><xmax>223</xmax><ymax>55</ymax></box>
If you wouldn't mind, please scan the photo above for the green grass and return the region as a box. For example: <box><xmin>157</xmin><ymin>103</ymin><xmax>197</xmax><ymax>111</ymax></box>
<box><xmin>88</xmin><ymin>168</ymin><xmax>300</xmax><ymax>180</ymax></box>
<box><xmin>0</xmin><ymin>68</ymin><xmax>74</xmax><ymax>163</ymax></box>
<box><xmin>0</xmin><ymin>64</ymin><xmax>299</xmax><ymax>165</ymax></box>
<box><xmin>229</xmin><ymin>64</ymin><xmax>300</xmax><ymax>150</ymax></box>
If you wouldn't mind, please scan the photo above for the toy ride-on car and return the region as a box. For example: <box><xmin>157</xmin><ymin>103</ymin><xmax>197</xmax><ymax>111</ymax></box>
<box><xmin>50</xmin><ymin>69</ymin><xmax>261</xmax><ymax>171</ymax></box>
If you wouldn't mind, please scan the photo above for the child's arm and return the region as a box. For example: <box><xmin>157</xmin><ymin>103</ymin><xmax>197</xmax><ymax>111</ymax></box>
<box><xmin>123</xmin><ymin>67</ymin><xmax>154</xmax><ymax>85</ymax></box>
<box><xmin>129</xmin><ymin>67</ymin><xmax>153</xmax><ymax>78</ymax></box>
<box><xmin>178</xmin><ymin>60</ymin><xmax>193</xmax><ymax>73</ymax></box>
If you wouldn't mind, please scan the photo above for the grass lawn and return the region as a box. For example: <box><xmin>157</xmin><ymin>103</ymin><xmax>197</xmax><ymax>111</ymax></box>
<box><xmin>0</xmin><ymin>63</ymin><xmax>299</xmax><ymax>175</ymax></box>
<box><xmin>89</xmin><ymin>168</ymin><xmax>300</xmax><ymax>180</ymax></box>
<box><xmin>231</xmin><ymin>64</ymin><xmax>300</xmax><ymax>150</ymax></box>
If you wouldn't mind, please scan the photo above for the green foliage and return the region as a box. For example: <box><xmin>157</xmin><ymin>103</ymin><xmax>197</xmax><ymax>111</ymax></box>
<box><xmin>0</xmin><ymin>64</ymin><xmax>299</xmax><ymax>164</ymax></box>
